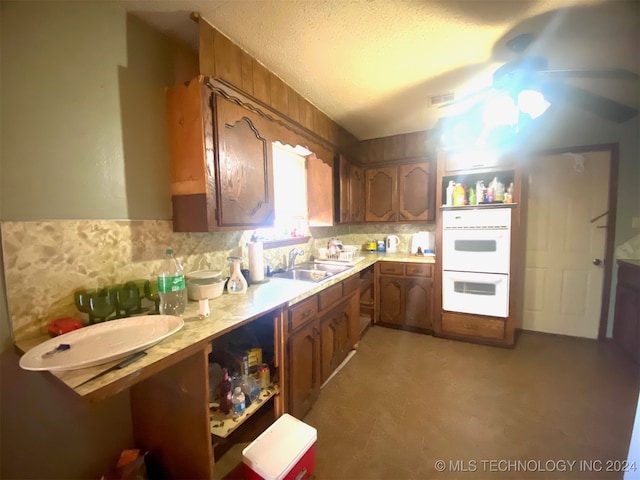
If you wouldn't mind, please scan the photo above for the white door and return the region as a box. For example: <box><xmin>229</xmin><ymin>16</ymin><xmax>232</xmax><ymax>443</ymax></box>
<box><xmin>523</xmin><ymin>151</ymin><xmax>609</xmax><ymax>338</ymax></box>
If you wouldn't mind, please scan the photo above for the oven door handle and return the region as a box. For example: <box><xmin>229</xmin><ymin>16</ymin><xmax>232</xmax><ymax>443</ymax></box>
<box><xmin>447</xmin><ymin>274</ymin><xmax>506</xmax><ymax>284</ymax></box>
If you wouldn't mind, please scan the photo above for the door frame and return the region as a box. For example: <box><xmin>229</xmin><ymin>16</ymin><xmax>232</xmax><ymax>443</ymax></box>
<box><xmin>530</xmin><ymin>143</ymin><xmax>619</xmax><ymax>341</ymax></box>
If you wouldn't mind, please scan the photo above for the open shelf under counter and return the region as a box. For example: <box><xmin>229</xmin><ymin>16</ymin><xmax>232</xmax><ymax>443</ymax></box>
<box><xmin>210</xmin><ymin>384</ymin><xmax>278</xmax><ymax>441</ymax></box>
<box><xmin>440</xmin><ymin>203</ymin><xmax>518</xmax><ymax>211</ymax></box>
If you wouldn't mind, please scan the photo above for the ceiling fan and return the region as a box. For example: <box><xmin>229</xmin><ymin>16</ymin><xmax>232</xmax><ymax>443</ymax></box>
<box><xmin>443</xmin><ymin>33</ymin><xmax>639</xmax><ymax>123</ymax></box>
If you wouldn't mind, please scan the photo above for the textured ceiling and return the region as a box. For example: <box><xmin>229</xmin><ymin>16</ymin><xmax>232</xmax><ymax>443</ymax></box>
<box><xmin>121</xmin><ymin>0</ymin><xmax>639</xmax><ymax>140</ymax></box>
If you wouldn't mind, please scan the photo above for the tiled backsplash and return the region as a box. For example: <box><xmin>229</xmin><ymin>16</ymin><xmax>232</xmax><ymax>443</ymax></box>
<box><xmin>1</xmin><ymin>220</ymin><xmax>434</xmax><ymax>342</ymax></box>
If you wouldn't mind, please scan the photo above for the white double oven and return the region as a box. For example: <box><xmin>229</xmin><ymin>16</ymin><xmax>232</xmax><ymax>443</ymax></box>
<box><xmin>441</xmin><ymin>208</ymin><xmax>512</xmax><ymax>318</ymax></box>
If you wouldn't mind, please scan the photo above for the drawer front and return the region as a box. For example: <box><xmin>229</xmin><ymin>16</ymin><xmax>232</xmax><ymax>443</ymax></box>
<box><xmin>289</xmin><ymin>296</ymin><xmax>318</xmax><ymax>332</ymax></box>
<box><xmin>319</xmin><ymin>283</ymin><xmax>343</xmax><ymax>311</ymax></box>
<box><xmin>441</xmin><ymin>312</ymin><xmax>505</xmax><ymax>340</ymax></box>
<box><xmin>342</xmin><ymin>274</ymin><xmax>360</xmax><ymax>296</ymax></box>
<box><xmin>405</xmin><ymin>263</ymin><xmax>432</xmax><ymax>277</ymax></box>
<box><xmin>379</xmin><ymin>262</ymin><xmax>404</xmax><ymax>275</ymax></box>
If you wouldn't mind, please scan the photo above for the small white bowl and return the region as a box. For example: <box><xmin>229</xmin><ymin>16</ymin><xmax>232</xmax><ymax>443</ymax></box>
<box><xmin>186</xmin><ymin>270</ymin><xmax>222</xmax><ymax>284</ymax></box>
<box><xmin>187</xmin><ymin>278</ymin><xmax>225</xmax><ymax>300</ymax></box>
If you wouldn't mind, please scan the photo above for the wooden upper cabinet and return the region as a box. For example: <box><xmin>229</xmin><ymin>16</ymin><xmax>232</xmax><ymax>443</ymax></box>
<box><xmin>213</xmin><ymin>94</ymin><xmax>275</xmax><ymax>228</ymax></box>
<box><xmin>166</xmin><ymin>78</ymin><xmax>275</xmax><ymax>232</ymax></box>
<box><xmin>307</xmin><ymin>154</ymin><xmax>334</xmax><ymax>227</ymax></box>
<box><xmin>333</xmin><ymin>154</ymin><xmax>364</xmax><ymax>224</ymax></box>
<box><xmin>398</xmin><ymin>162</ymin><xmax>431</xmax><ymax>221</ymax></box>
<box><xmin>365</xmin><ymin>167</ymin><xmax>397</xmax><ymax>222</ymax></box>
<box><xmin>363</xmin><ymin>160</ymin><xmax>433</xmax><ymax>223</ymax></box>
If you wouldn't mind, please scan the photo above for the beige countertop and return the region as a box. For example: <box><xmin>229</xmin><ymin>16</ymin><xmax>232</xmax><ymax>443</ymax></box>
<box><xmin>16</xmin><ymin>253</ymin><xmax>434</xmax><ymax>401</ymax></box>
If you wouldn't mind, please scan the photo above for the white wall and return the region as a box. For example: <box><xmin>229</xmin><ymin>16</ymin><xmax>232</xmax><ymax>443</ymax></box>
<box><xmin>0</xmin><ymin>1</ymin><xmax>178</xmax><ymax>221</ymax></box>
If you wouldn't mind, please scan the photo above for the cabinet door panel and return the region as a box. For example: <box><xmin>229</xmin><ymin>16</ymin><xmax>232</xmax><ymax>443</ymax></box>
<box><xmin>307</xmin><ymin>154</ymin><xmax>334</xmax><ymax>227</ymax></box>
<box><xmin>365</xmin><ymin>167</ymin><xmax>397</xmax><ymax>222</ymax></box>
<box><xmin>399</xmin><ymin>163</ymin><xmax>430</xmax><ymax>221</ymax></box>
<box><xmin>349</xmin><ymin>165</ymin><xmax>365</xmax><ymax>223</ymax></box>
<box><xmin>405</xmin><ymin>277</ymin><xmax>432</xmax><ymax>330</ymax></box>
<box><xmin>320</xmin><ymin>310</ymin><xmax>341</xmax><ymax>384</ymax></box>
<box><xmin>337</xmin><ymin>155</ymin><xmax>350</xmax><ymax>223</ymax></box>
<box><xmin>215</xmin><ymin>95</ymin><xmax>275</xmax><ymax>228</ymax></box>
<box><xmin>379</xmin><ymin>276</ymin><xmax>404</xmax><ymax>324</ymax></box>
<box><xmin>288</xmin><ymin>320</ymin><xmax>320</xmax><ymax>419</ymax></box>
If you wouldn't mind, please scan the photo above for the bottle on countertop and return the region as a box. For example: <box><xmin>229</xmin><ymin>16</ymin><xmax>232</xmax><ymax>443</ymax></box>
<box><xmin>227</xmin><ymin>256</ymin><xmax>248</xmax><ymax>294</ymax></box>
<box><xmin>231</xmin><ymin>386</ymin><xmax>245</xmax><ymax>418</ymax></box>
<box><xmin>446</xmin><ymin>180</ymin><xmax>454</xmax><ymax>206</ymax></box>
<box><xmin>158</xmin><ymin>248</ymin><xmax>186</xmax><ymax>316</ymax></box>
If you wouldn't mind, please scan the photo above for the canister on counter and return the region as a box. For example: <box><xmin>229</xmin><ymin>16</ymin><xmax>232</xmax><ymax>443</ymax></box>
<box><xmin>377</xmin><ymin>240</ymin><xmax>386</xmax><ymax>252</ymax></box>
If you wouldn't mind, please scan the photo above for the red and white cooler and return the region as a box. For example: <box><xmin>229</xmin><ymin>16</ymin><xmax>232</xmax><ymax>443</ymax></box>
<box><xmin>242</xmin><ymin>414</ymin><xmax>317</xmax><ymax>480</ymax></box>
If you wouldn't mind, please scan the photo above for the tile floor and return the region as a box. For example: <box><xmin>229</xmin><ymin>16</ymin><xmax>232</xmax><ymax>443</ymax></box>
<box><xmin>216</xmin><ymin>326</ymin><xmax>639</xmax><ymax>480</ymax></box>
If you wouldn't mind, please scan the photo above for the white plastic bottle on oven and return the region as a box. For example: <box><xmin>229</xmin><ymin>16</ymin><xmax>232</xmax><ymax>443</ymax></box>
<box><xmin>476</xmin><ymin>181</ymin><xmax>485</xmax><ymax>204</ymax></box>
<box><xmin>446</xmin><ymin>181</ymin><xmax>454</xmax><ymax>206</ymax></box>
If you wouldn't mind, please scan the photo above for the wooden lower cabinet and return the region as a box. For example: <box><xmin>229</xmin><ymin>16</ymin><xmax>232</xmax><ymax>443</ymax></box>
<box><xmin>377</xmin><ymin>262</ymin><xmax>433</xmax><ymax>332</ymax></box>
<box><xmin>287</xmin><ymin>317</ymin><xmax>321</xmax><ymax>420</ymax></box>
<box><xmin>440</xmin><ymin>312</ymin><xmax>505</xmax><ymax>341</ymax></box>
<box><xmin>286</xmin><ymin>274</ymin><xmax>360</xmax><ymax>419</ymax></box>
<box><xmin>405</xmin><ymin>277</ymin><xmax>432</xmax><ymax>330</ymax></box>
<box><xmin>379</xmin><ymin>275</ymin><xmax>404</xmax><ymax>325</ymax></box>
<box><xmin>320</xmin><ymin>305</ymin><xmax>351</xmax><ymax>384</ymax></box>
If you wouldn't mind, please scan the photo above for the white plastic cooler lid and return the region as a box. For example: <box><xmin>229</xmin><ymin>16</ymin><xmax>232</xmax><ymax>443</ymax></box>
<box><xmin>242</xmin><ymin>413</ymin><xmax>317</xmax><ymax>480</ymax></box>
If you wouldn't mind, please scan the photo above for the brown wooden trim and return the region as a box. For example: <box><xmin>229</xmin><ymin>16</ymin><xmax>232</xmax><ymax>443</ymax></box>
<box><xmin>600</xmin><ymin>144</ymin><xmax>619</xmax><ymax>340</ymax></box>
<box><xmin>350</xmin><ymin>156</ymin><xmax>434</xmax><ymax>169</ymax></box>
<box><xmin>531</xmin><ymin>143</ymin><xmax>619</xmax><ymax>341</ymax></box>
<box><xmin>204</xmin><ymin>77</ymin><xmax>339</xmax><ymax>157</ymax></box>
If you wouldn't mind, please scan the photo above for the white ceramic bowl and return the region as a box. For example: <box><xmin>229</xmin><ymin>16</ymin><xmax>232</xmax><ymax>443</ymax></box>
<box><xmin>186</xmin><ymin>270</ymin><xmax>222</xmax><ymax>284</ymax></box>
<box><xmin>186</xmin><ymin>270</ymin><xmax>225</xmax><ymax>300</ymax></box>
<box><xmin>187</xmin><ymin>278</ymin><xmax>225</xmax><ymax>300</ymax></box>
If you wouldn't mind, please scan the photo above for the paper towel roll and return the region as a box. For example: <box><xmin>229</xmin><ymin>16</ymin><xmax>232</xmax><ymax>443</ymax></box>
<box><xmin>248</xmin><ymin>242</ymin><xmax>264</xmax><ymax>283</ymax></box>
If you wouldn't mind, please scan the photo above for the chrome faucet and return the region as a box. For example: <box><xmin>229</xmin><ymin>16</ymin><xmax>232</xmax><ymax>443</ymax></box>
<box><xmin>288</xmin><ymin>248</ymin><xmax>304</xmax><ymax>270</ymax></box>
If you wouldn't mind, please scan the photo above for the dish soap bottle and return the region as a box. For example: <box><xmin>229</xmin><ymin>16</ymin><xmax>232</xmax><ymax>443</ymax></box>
<box><xmin>453</xmin><ymin>183</ymin><xmax>465</xmax><ymax>206</ymax></box>
<box><xmin>227</xmin><ymin>256</ymin><xmax>248</xmax><ymax>294</ymax></box>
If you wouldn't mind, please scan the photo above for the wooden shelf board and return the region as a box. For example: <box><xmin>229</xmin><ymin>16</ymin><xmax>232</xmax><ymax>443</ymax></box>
<box><xmin>210</xmin><ymin>385</ymin><xmax>278</xmax><ymax>439</ymax></box>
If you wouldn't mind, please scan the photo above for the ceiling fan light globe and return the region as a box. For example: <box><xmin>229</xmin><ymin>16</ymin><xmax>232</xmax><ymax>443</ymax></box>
<box><xmin>517</xmin><ymin>89</ymin><xmax>551</xmax><ymax>119</ymax></box>
<box><xmin>483</xmin><ymin>93</ymin><xmax>519</xmax><ymax>128</ymax></box>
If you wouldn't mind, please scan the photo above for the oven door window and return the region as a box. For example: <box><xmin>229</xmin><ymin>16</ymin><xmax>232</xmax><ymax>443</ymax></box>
<box><xmin>442</xmin><ymin>271</ymin><xmax>509</xmax><ymax>318</ymax></box>
<box><xmin>454</xmin><ymin>239</ymin><xmax>497</xmax><ymax>253</ymax></box>
<box><xmin>453</xmin><ymin>280</ymin><xmax>496</xmax><ymax>296</ymax></box>
<box><xmin>442</xmin><ymin>229</ymin><xmax>510</xmax><ymax>274</ymax></box>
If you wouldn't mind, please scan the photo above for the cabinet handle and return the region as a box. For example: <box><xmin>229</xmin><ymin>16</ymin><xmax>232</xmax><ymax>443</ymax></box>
<box><xmin>301</xmin><ymin>309</ymin><xmax>312</xmax><ymax>319</ymax></box>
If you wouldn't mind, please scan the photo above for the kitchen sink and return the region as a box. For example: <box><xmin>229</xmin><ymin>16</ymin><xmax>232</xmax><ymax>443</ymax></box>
<box><xmin>294</xmin><ymin>262</ymin><xmax>352</xmax><ymax>275</ymax></box>
<box><xmin>272</xmin><ymin>262</ymin><xmax>353</xmax><ymax>283</ymax></box>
